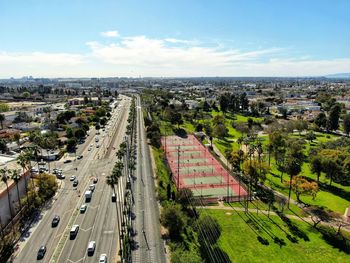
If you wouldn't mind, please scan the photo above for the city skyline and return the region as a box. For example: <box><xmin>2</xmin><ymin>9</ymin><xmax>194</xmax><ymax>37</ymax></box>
<box><xmin>1</xmin><ymin>0</ymin><xmax>350</xmax><ymax>78</ymax></box>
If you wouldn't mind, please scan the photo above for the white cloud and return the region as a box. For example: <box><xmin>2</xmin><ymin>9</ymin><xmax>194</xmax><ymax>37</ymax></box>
<box><xmin>100</xmin><ymin>30</ymin><xmax>119</xmax><ymax>38</ymax></box>
<box><xmin>1</xmin><ymin>34</ymin><xmax>350</xmax><ymax>78</ymax></box>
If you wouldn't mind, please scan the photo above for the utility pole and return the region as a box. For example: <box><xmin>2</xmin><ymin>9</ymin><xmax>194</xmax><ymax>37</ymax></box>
<box><xmin>177</xmin><ymin>146</ymin><xmax>180</xmax><ymax>189</ymax></box>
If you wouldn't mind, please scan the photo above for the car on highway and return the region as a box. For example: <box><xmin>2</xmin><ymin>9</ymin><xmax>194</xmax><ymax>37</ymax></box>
<box><xmin>70</xmin><ymin>175</ymin><xmax>76</xmax><ymax>181</ymax></box>
<box><xmin>73</xmin><ymin>180</ymin><xmax>79</xmax><ymax>187</ymax></box>
<box><xmin>70</xmin><ymin>225</ymin><xmax>79</xmax><ymax>239</ymax></box>
<box><xmin>63</xmin><ymin>159</ymin><xmax>72</xmax><ymax>164</ymax></box>
<box><xmin>99</xmin><ymin>254</ymin><xmax>107</xmax><ymax>263</ymax></box>
<box><xmin>80</xmin><ymin>204</ymin><xmax>87</xmax><ymax>213</ymax></box>
<box><xmin>93</xmin><ymin>177</ymin><xmax>98</xmax><ymax>183</ymax></box>
<box><xmin>77</xmin><ymin>155</ymin><xmax>83</xmax><ymax>160</ymax></box>
<box><xmin>51</xmin><ymin>215</ymin><xmax>60</xmax><ymax>227</ymax></box>
<box><xmin>87</xmin><ymin>241</ymin><xmax>96</xmax><ymax>256</ymax></box>
<box><xmin>89</xmin><ymin>184</ymin><xmax>95</xmax><ymax>192</ymax></box>
<box><xmin>37</xmin><ymin>245</ymin><xmax>46</xmax><ymax>260</ymax></box>
<box><xmin>111</xmin><ymin>193</ymin><xmax>116</xmax><ymax>202</ymax></box>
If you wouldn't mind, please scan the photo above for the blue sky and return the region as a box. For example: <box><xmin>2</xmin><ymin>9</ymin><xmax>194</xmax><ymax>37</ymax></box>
<box><xmin>1</xmin><ymin>0</ymin><xmax>350</xmax><ymax>77</ymax></box>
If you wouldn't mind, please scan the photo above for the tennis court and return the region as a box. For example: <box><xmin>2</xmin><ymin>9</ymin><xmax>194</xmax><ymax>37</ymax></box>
<box><xmin>161</xmin><ymin>135</ymin><xmax>247</xmax><ymax>202</ymax></box>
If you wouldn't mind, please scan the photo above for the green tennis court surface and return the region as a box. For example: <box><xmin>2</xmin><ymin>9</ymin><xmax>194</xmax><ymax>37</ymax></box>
<box><xmin>167</xmin><ymin>145</ymin><xmax>199</xmax><ymax>150</ymax></box>
<box><xmin>184</xmin><ymin>176</ymin><xmax>224</xmax><ymax>185</ymax></box>
<box><xmin>177</xmin><ymin>158</ymin><xmax>208</xmax><ymax>164</ymax></box>
<box><xmin>177</xmin><ymin>151</ymin><xmax>203</xmax><ymax>156</ymax></box>
<box><xmin>179</xmin><ymin>166</ymin><xmax>215</xmax><ymax>174</ymax></box>
<box><xmin>192</xmin><ymin>187</ymin><xmax>235</xmax><ymax>197</ymax></box>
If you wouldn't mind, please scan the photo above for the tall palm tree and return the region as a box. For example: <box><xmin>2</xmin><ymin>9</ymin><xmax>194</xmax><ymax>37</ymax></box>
<box><xmin>0</xmin><ymin>169</ymin><xmax>14</xmax><ymax>223</ymax></box>
<box><xmin>106</xmin><ymin>174</ymin><xmax>123</xmax><ymax>258</ymax></box>
<box><xmin>10</xmin><ymin>169</ymin><xmax>22</xmax><ymax>211</ymax></box>
<box><xmin>24</xmin><ymin>148</ymin><xmax>38</xmax><ymax>207</ymax></box>
<box><xmin>17</xmin><ymin>151</ymin><xmax>31</xmax><ymax>206</ymax></box>
<box><xmin>0</xmin><ymin>114</ymin><xmax>5</xmax><ymax>130</ymax></box>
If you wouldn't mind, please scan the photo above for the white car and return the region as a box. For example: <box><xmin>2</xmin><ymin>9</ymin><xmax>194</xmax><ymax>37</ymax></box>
<box><xmin>87</xmin><ymin>241</ymin><xmax>96</xmax><ymax>255</ymax></box>
<box><xmin>88</xmin><ymin>147</ymin><xmax>92</xmax><ymax>151</ymax></box>
<box><xmin>80</xmin><ymin>204</ymin><xmax>87</xmax><ymax>213</ymax></box>
<box><xmin>89</xmin><ymin>184</ymin><xmax>95</xmax><ymax>192</ymax></box>
<box><xmin>99</xmin><ymin>254</ymin><xmax>107</xmax><ymax>263</ymax></box>
<box><xmin>70</xmin><ymin>175</ymin><xmax>76</xmax><ymax>181</ymax></box>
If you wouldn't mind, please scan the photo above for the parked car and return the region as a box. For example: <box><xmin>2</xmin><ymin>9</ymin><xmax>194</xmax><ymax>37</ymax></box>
<box><xmin>70</xmin><ymin>175</ymin><xmax>76</xmax><ymax>181</ymax></box>
<box><xmin>77</xmin><ymin>155</ymin><xmax>83</xmax><ymax>160</ymax></box>
<box><xmin>89</xmin><ymin>184</ymin><xmax>95</xmax><ymax>192</ymax></box>
<box><xmin>64</xmin><ymin>159</ymin><xmax>72</xmax><ymax>164</ymax></box>
<box><xmin>93</xmin><ymin>177</ymin><xmax>98</xmax><ymax>184</ymax></box>
<box><xmin>51</xmin><ymin>215</ymin><xmax>60</xmax><ymax>227</ymax></box>
<box><xmin>37</xmin><ymin>245</ymin><xmax>46</xmax><ymax>260</ymax></box>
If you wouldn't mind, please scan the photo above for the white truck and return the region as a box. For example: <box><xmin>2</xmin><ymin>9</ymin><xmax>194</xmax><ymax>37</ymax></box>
<box><xmin>85</xmin><ymin>190</ymin><xmax>92</xmax><ymax>202</ymax></box>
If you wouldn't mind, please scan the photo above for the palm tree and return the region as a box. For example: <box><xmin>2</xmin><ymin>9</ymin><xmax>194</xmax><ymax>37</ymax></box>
<box><xmin>116</xmin><ymin>149</ymin><xmax>124</xmax><ymax>161</ymax></box>
<box><xmin>24</xmin><ymin>148</ymin><xmax>38</xmax><ymax>207</ymax></box>
<box><xmin>0</xmin><ymin>114</ymin><xmax>5</xmax><ymax>130</ymax></box>
<box><xmin>10</xmin><ymin>169</ymin><xmax>22</xmax><ymax>211</ymax></box>
<box><xmin>17</xmin><ymin>151</ymin><xmax>31</xmax><ymax>206</ymax></box>
<box><xmin>0</xmin><ymin>169</ymin><xmax>14</xmax><ymax>223</ymax></box>
<box><xmin>106</xmin><ymin>173</ymin><xmax>123</xmax><ymax>258</ymax></box>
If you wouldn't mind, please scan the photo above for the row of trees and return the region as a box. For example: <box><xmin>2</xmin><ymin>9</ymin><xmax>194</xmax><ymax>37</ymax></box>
<box><xmin>106</xmin><ymin>97</ymin><xmax>137</xmax><ymax>261</ymax></box>
<box><xmin>311</xmin><ymin>140</ymin><xmax>350</xmax><ymax>186</ymax></box>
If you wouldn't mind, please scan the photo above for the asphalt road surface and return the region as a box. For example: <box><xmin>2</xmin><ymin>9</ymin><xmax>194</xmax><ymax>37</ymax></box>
<box><xmin>131</xmin><ymin>96</ymin><xmax>166</xmax><ymax>263</ymax></box>
<box><xmin>13</xmin><ymin>96</ymin><xmax>131</xmax><ymax>263</ymax></box>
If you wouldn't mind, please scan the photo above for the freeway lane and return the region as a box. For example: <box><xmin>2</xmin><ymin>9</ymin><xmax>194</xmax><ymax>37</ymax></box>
<box><xmin>57</xmin><ymin>96</ymin><xmax>131</xmax><ymax>263</ymax></box>
<box><xmin>132</xmin><ymin>96</ymin><xmax>166</xmax><ymax>263</ymax></box>
<box><xmin>13</xmin><ymin>96</ymin><xmax>130</xmax><ymax>263</ymax></box>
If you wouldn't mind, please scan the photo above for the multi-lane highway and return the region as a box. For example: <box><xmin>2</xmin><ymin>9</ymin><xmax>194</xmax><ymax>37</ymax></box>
<box><xmin>131</xmin><ymin>96</ymin><xmax>166</xmax><ymax>263</ymax></box>
<box><xmin>13</xmin><ymin>96</ymin><xmax>131</xmax><ymax>263</ymax></box>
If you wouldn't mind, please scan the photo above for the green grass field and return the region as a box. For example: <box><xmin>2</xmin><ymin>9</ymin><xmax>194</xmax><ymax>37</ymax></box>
<box><xmin>204</xmin><ymin>209</ymin><xmax>350</xmax><ymax>263</ymax></box>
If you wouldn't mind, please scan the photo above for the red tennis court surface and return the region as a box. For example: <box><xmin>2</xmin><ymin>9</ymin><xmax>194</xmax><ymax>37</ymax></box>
<box><xmin>161</xmin><ymin>135</ymin><xmax>247</xmax><ymax>203</ymax></box>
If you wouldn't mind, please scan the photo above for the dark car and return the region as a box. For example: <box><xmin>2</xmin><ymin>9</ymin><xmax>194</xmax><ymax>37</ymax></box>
<box><xmin>51</xmin><ymin>215</ymin><xmax>60</xmax><ymax>227</ymax></box>
<box><xmin>77</xmin><ymin>155</ymin><xmax>83</xmax><ymax>160</ymax></box>
<box><xmin>64</xmin><ymin>159</ymin><xmax>72</xmax><ymax>164</ymax></box>
<box><xmin>37</xmin><ymin>245</ymin><xmax>46</xmax><ymax>260</ymax></box>
<box><xmin>73</xmin><ymin>180</ymin><xmax>79</xmax><ymax>187</ymax></box>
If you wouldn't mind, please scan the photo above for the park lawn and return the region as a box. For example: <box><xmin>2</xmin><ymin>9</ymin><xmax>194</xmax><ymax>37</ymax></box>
<box><xmin>152</xmin><ymin>147</ymin><xmax>176</xmax><ymax>200</ymax></box>
<box><xmin>224</xmin><ymin>200</ymin><xmax>304</xmax><ymax>217</ymax></box>
<box><xmin>180</xmin><ymin>121</ymin><xmax>195</xmax><ymax>133</ymax></box>
<box><xmin>204</xmin><ymin>209</ymin><xmax>350</xmax><ymax>263</ymax></box>
<box><xmin>266</xmin><ymin>159</ymin><xmax>350</xmax><ymax>214</ymax></box>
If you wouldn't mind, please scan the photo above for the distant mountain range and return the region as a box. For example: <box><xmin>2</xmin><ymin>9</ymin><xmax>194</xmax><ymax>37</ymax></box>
<box><xmin>325</xmin><ymin>73</ymin><xmax>350</xmax><ymax>79</ymax></box>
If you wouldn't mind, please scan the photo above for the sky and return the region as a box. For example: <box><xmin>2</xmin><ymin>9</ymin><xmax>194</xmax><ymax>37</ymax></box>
<box><xmin>0</xmin><ymin>0</ymin><xmax>350</xmax><ymax>78</ymax></box>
